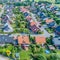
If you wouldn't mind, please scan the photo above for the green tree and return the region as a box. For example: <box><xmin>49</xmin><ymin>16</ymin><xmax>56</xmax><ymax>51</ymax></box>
<box><xmin>33</xmin><ymin>54</ymin><xmax>47</xmax><ymax>60</ymax></box>
<box><xmin>47</xmin><ymin>53</ymin><xmax>60</xmax><ymax>60</ymax></box>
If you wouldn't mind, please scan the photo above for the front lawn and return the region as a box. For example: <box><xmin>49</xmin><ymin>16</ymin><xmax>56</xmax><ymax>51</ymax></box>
<box><xmin>20</xmin><ymin>50</ymin><xmax>31</xmax><ymax>60</ymax></box>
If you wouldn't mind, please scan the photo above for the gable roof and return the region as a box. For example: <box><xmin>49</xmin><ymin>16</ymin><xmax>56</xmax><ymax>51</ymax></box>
<box><xmin>35</xmin><ymin>36</ymin><xmax>46</xmax><ymax>44</ymax></box>
<box><xmin>18</xmin><ymin>35</ymin><xmax>30</xmax><ymax>45</ymax></box>
<box><xmin>52</xmin><ymin>37</ymin><xmax>60</xmax><ymax>46</ymax></box>
<box><xmin>45</xmin><ymin>19</ymin><xmax>54</xmax><ymax>24</ymax></box>
<box><xmin>30</xmin><ymin>21</ymin><xmax>36</xmax><ymax>26</ymax></box>
<box><xmin>0</xmin><ymin>35</ymin><xmax>14</xmax><ymax>44</ymax></box>
<box><xmin>30</xmin><ymin>25</ymin><xmax>39</xmax><ymax>32</ymax></box>
<box><xmin>20</xmin><ymin>7</ymin><xmax>28</xmax><ymax>13</ymax></box>
<box><xmin>26</xmin><ymin>16</ymin><xmax>32</xmax><ymax>21</ymax></box>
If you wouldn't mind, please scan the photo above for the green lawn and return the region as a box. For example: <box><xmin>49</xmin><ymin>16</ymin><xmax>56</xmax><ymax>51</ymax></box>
<box><xmin>20</xmin><ymin>50</ymin><xmax>31</xmax><ymax>60</ymax></box>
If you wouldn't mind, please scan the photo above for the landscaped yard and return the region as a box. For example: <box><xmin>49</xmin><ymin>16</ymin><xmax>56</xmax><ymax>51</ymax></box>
<box><xmin>20</xmin><ymin>50</ymin><xmax>31</xmax><ymax>60</ymax></box>
<box><xmin>45</xmin><ymin>28</ymin><xmax>54</xmax><ymax>34</ymax></box>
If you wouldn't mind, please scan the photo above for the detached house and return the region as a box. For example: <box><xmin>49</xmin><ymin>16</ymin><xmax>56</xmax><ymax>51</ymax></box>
<box><xmin>45</xmin><ymin>19</ymin><xmax>56</xmax><ymax>28</ymax></box>
<box><xmin>55</xmin><ymin>26</ymin><xmax>60</xmax><ymax>35</ymax></box>
<box><xmin>30</xmin><ymin>21</ymin><xmax>39</xmax><ymax>33</ymax></box>
<box><xmin>1</xmin><ymin>15</ymin><xmax>8</xmax><ymax>24</ymax></box>
<box><xmin>0</xmin><ymin>35</ymin><xmax>17</xmax><ymax>45</ymax></box>
<box><xmin>18</xmin><ymin>35</ymin><xmax>30</xmax><ymax>50</ymax></box>
<box><xmin>52</xmin><ymin>36</ymin><xmax>60</xmax><ymax>49</ymax></box>
<box><xmin>35</xmin><ymin>36</ymin><xmax>46</xmax><ymax>45</ymax></box>
<box><xmin>26</xmin><ymin>16</ymin><xmax>32</xmax><ymax>22</ymax></box>
<box><xmin>20</xmin><ymin>7</ymin><xmax>28</xmax><ymax>13</ymax></box>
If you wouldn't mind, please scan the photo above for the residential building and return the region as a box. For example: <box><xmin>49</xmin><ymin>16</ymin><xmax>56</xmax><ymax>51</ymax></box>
<box><xmin>20</xmin><ymin>7</ymin><xmax>28</xmax><ymax>13</ymax></box>
<box><xmin>18</xmin><ymin>35</ymin><xmax>30</xmax><ymax>50</ymax></box>
<box><xmin>55</xmin><ymin>26</ymin><xmax>60</xmax><ymax>35</ymax></box>
<box><xmin>0</xmin><ymin>35</ymin><xmax>17</xmax><ymax>45</ymax></box>
<box><xmin>52</xmin><ymin>36</ymin><xmax>60</xmax><ymax>49</ymax></box>
<box><xmin>30</xmin><ymin>21</ymin><xmax>39</xmax><ymax>32</ymax></box>
<box><xmin>35</xmin><ymin>36</ymin><xmax>46</xmax><ymax>45</ymax></box>
<box><xmin>45</xmin><ymin>19</ymin><xmax>56</xmax><ymax>28</ymax></box>
<box><xmin>26</xmin><ymin>16</ymin><xmax>32</xmax><ymax>22</ymax></box>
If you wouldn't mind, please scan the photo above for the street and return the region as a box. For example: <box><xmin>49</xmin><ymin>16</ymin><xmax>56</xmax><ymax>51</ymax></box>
<box><xmin>0</xmin><ymin>55</ymin><xmax>9</xmax><ymax>60</ymax></box>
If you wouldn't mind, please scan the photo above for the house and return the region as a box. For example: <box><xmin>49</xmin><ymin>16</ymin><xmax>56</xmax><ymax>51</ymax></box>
<box><xmin>40</xmin><ymin>3</ymin><xmax>46</xmax><ymax>10</ymax></box>
<box><xmin>18</xmin><ymin>35</ymin><xmax>30</xmax><ymax>50</ymax></box>
<box><xmin>35</xmin><ymin>36</ymin><xmax>46</xmax><ymax>45</ymax></box>
<box><xmin>3</xmin><ymin>22</ymin><xmax>13</xmax><ymax>32</ymax></box>
<box><xmin>24</xmin><ymin>12</ymin><xmax>29</xmax><ymax>17</ymax></box>
<box><xmin>52</xmin><ymin>36</ymin><xmax>60</xmax><ymax>49</ymax></box>
<box><xmin>45</xmin><ymin>19</ymin><xmax>55</xmax><ymax>28</ymax></box>
<box><xmin>30</xmin><ymin>21</ymin><xmax>39</xmax><ymax>32</ymax></box>
<box><xmin>26</xmin><ymin>16</ymin><xmax>32</xmax><ymax>22</ymax></box>
<box><xmin>30</xmin><ymin>21</ymin><xmax>36</xmax><ymax>26</ymax></box>
<box><xmin>55</xmin><ymin>26</ymin><xmax>60</xmax><ymax>35</ymax></box>
<box><xmin>37</xmin><ymin>12</ymin><xmax>47</xmax><ymax>20</ymax></box>
<box><xmin>1</xmin><ymin>15</ymin><xmax>8</xmax><ymax>24</ymax></box>
<box><xmin>0</xmin><ymin>35</ymin><xmax>17</xmax><ymax>45</ymax></box>
<box><xmin>32</xmin><ymin>8</ymin><xmax>39</xmax><ymax>14</ymax></box>
<box><xmin>20</xmin><ymin>7</ymin><xmax>28</xmax><ymax>13</ymax></box>
<box><xmin>56</xmin><ymin>11</ymin><xmax>60</xmax><ymax>16</ymax></box>
<box><xmin>50</xmin><ymin>6</ymin><xmax>57</xmax><ymax>11</ymax></box>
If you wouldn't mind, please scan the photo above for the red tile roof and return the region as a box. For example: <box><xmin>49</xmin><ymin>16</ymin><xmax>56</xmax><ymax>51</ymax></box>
<box><xmin>20</xmin><ymin>7</ymin><xmax>28</xmax><ymax>13</ymax></box>
<box><xmin>35</xmin><ymin>36</ymin><xmax>46</xmax><ymax>44</ymax></box>
<box><xmin>45</xmin><ymin>19</ymin><xmax>54</xmax><ymax>24</ymax></box>
<box><xmin>30</xmin><ymin>21</ymin><xmax>36</xmax><ymax>26</ymax></box>
<box><xmin>18</xmin><ymin>35</ymin><xmax>30</xmax><ymax>45</ymax></box>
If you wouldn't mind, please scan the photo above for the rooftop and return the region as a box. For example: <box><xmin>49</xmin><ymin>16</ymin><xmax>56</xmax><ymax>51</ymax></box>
<box><xmin>30</xmin><ymin>21</ymin><xmax>36</xmax><ymax>26</ymax></box>
<box><xmin>53</xmin><ymin>36</ymin><xmax>60</xmax><ymax>46</ymax></box>
<box><xmin>18</xmin><ymin>35</ymin><xmax>30</xmax><ymax>45</ymax></box>
<box><xmin>55</xmin><ymin>26</ymin><xmax>60</xmax><ymax>33</ymax></box>
<box><xmin>45</xmin><ymin>19</ymin><xmax>54</xmax><ymax>24</ymax></box>
<box><xmin>35</xmin><ymin>36</ymin><xmax>46</xmax><ymax>44</ymax></box>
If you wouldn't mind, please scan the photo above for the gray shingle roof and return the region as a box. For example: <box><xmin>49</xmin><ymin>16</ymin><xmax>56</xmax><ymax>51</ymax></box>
<box><xmin>52</xmin><ymin>37</ymin><xmax>60</xmax><ymax>46</ymax></box>
<box><xmin>0</xmin><ymin>35</ymin><xmax>14</xmax><ymax>44</ymax></box>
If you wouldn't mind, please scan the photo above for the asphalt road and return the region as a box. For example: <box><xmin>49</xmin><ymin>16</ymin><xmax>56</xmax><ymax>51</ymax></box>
<box><xmin>0</xmin><ymin>55</ymin><xmax>9</xmax><ymax>60</ymax></box>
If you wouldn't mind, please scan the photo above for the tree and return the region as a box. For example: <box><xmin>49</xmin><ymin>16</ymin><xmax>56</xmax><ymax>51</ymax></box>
<box><xmin>33</xmin><ymin>54</ymin><xmax>47</xmax><ymax>60</ymax></box>
<box><xmin>47</xmin><ymin>53</ymin><xmax>60</xmax><ymax>60</ymax></box>
<box><xmin>30</xmin><ymin>44</ymin><xmax>36</xmax><ymax>54</ymax></box>
<box><xmin>29</xmin><ymin>36</ymin><xmax>35</xmax><ymax>44</ymax></box>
